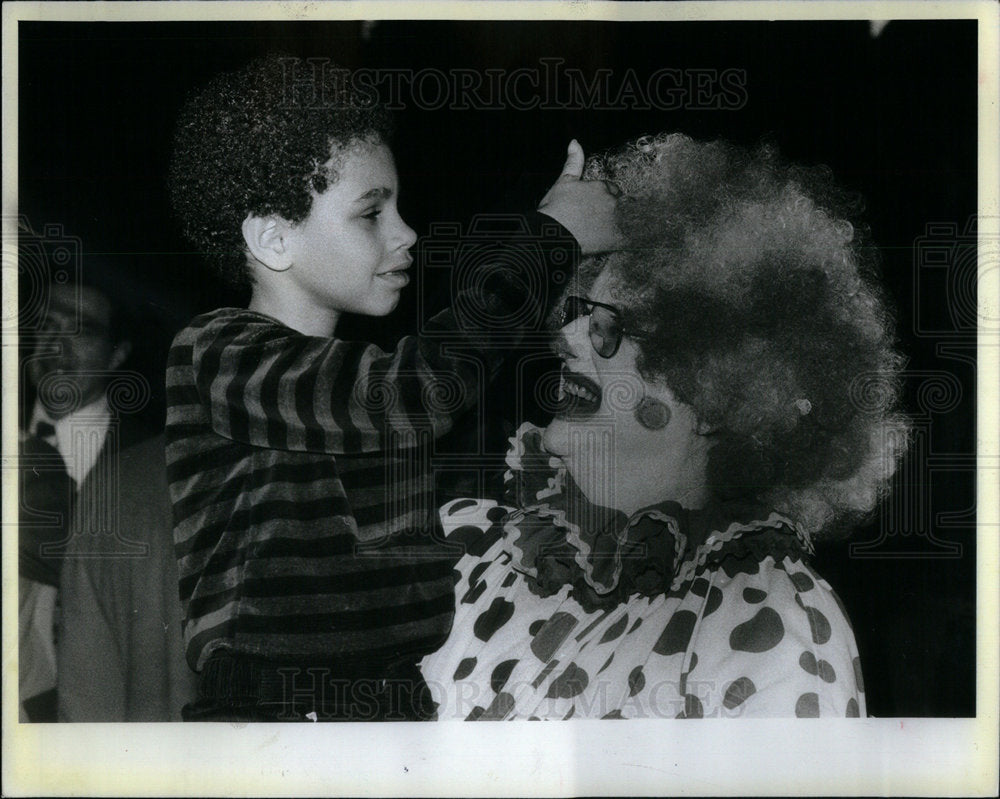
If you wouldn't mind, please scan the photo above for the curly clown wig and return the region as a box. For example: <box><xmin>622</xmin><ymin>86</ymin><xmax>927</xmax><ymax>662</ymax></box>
<box><xmin>581</xmin><ymin>133</ymin><xmax>910</xmax><ymax>540</ymax></box>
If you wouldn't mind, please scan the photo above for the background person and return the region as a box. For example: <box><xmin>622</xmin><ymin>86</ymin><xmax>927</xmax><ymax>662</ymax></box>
<box><xmin>19</xmin><ymin>281</ymin><xmax>131</xmax><ymax>721</ymax></box>
<box><xmin>17</xmin><ymin>277</ymin><xmax>193</xmax><ymax>721</ymax></box>
<box><xmin>18</xmin><ymin>436</ymin><xmax>72</xmax><ymax>722</ymax></box>
<box><xmin>57</xmin><ymin>433</ymin><xmax>197</xmax><ymax>721</ymax></box>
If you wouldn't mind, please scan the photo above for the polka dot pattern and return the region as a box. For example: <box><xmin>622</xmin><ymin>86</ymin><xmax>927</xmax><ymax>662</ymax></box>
<box><xmin>473</xmin><ymin>597</ymin><xmax>515</xmax><ymax>642</ymax></box>
<box><xmin>683</xmin><ymin>693</ymin><xmax>704</xmax><ymax>719</ymax></box>
<box><xmin>723</xmin><ymin>676</ymin><xmax>757</xmax><ymax>710</ymax></box>
<box><xmin>460</xmin><ymin>580</ymin><xmax>487</xmax><ymax>605</ymax></box>
<box><xmin>704</xmin><ymin>586</ymin><xmax>724</xmax><ymax>616</ymax></box>
<box><xmin>546</xmin><ymin>662</ymin><xmax>589</xmax><ymax>699</ymax></box>
<box><xmin>730</xmin><ymin>607</ymin><xmax>785</xmax><ymax>653</ymax></box>
<box><xmin>817</xmin><ymin>660</ymin><xmax>836</xmax><ymax>683</ymax></box>
<box><xmin>803</xmin><ymin>605</ymin><xmax>832</xmax><ymax>645</ymax></box>
<box><xmin>491</xmin><ymin>659</ymin><xmax>518</xmax><ymax>693</ymax></box>
<box><xmin>799</xmin><ymin>651</ymin><xmax>818</xmax><ymax>675</ymax></box>
<box><xmin>423</xmin><ymin>499</ymin><xmax>866</xmax><ymax>720</ymax></box>
<box><xmin>743</xmin><ymin>587</ymin><xmax>767</xmax><ymax>604</ymax></box>
<box><xmin>653</xmin><ymin>609</ymin><xmax>697</xmax><ymax>656</ymax></box>
<box><xmin>599</xmin><ymin>614</ymin><xmax>629</xmax><ymax>644</ymax></box>
<box><xmin>447</xmin><ymin>524</ymin><xmax>486</xmax><ymax>550</ymax></box>
<box><xmin>628</xmin><ymin>666</ymin><xmax>645</xmax><ymax>697</ymax></box>
<box><xmin>795</xmin><ymin>692</ymin><xmax>820</xmax><ymax>718</ymax></box>
<box><xmin>531</xmin><ymin>659</ymin><xmax>559</xmax><ymax>690</ymax></box>
<box><xmin>446</xmin><ymin>499</ymin><xmax>478</xmax><ymax>515</ymax></box>
<box><xmin>530</xmin><ymin>612</ymin><xmax>577</xmax><ymax>661</ymax></box>
<box><xmin>483</xmin><ymin>691</ymin><xmax>515</xmax><ymax>719</ymax></box>
<box><xmin>468</xmin><ymin>561</ymin><xmax>490</xmax><ymax>586</ymax></box>
<box><xmin>788</xmin><ymin>571</ymin><xmax>815</xmax><ymax>592</ymax></box>
<box><xmin>453</xmin><ymin>657</ymin><xmax>477</xmax><ymax>681</ymax></box>
<box><xmin>463</xmin><ymin>521</ymin><xmax>504</xmax><ymax>557</ymax></box>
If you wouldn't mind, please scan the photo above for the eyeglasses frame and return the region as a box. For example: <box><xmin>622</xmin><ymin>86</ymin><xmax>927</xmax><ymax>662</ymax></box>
<box><xmin>559</xmin><ymin>294</ymin><xmax>642</xmax><ymax>359</ymax></box>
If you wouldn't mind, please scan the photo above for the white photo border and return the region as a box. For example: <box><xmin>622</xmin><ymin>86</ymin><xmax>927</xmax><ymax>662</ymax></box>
<box><xmin>2</xmin><ymin>2</ymin><xmax>997</xmax><ymax>796</ymax></box>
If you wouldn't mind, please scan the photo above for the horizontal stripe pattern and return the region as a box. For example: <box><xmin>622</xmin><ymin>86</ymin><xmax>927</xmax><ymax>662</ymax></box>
<box><xmin>165</xmin><ymin>213</ymin><xmax>578</xmax><ymax>672</ymax></box>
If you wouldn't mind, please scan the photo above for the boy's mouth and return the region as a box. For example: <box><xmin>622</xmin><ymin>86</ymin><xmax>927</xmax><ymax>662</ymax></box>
<box><xmin>554</xmin><ymin>365</ymin><xmax>602</xmax><ymax>419</ymax></box>
<box><xmin>376</xmin><ymin>261</ymin><xmax>411</xmax><ymax>286</ymax></box>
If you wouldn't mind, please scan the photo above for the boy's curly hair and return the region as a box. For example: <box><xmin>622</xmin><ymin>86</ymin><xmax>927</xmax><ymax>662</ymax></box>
<box><xmin>169</xmin><ymin>54</ymin><xmax>392</xmax><ymax>295</ymax></box>
<box><xmin>581</xmin><ymin>133</ymin><xmax>910</xmax><ymax>540</ymax></box>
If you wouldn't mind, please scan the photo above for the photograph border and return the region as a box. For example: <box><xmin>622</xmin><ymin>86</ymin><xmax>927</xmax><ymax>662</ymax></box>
<box><xmin>2</xmin><ymin>1</ymin><xmax>998</xmax><ymax>796</ymax></box>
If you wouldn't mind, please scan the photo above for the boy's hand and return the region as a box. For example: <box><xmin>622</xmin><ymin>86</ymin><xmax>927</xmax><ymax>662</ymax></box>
<box><xmin>537</xmin><ymin>140</ymin><xmax>622</xmax><ymax>255</ymax></box>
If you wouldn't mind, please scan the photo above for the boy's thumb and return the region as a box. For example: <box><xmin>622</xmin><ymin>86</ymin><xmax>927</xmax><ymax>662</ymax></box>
<box><xmin>559</xmin><ymin>139</ymin><xmax>585</xmax><ymax>180</ymax></box>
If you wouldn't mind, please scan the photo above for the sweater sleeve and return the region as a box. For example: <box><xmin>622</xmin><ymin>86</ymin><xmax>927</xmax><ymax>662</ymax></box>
<box><xmin>182</xmin><ymin>212</ymin><xmax>577</xmax><ymax>455</ymax></box>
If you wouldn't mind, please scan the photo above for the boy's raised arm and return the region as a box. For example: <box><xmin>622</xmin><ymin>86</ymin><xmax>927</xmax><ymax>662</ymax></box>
<box><xmin>172</xmin><ymin>212</ymin><xmax>577</xmax><ymax>454</ymax></box>
<box><xmin>169</xmin><ymin>142</ymin><xmax>620</xmax><ymax>455</ymax></box>
<box><xmin>537</xmin><ymin>139</ymin><xmax>621</xmax><ymax>255</ymax></box>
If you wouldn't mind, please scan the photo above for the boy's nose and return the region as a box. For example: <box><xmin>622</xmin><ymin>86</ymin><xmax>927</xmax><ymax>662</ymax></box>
<box><xmin>396</xmin><ymin>216</ymin><xmax>418</xmax><ymax>251</ymax></box>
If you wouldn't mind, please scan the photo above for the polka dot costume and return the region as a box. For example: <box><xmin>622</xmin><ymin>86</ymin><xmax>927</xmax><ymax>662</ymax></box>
<box><xmin>420</xmin><ymin>426</ymin><xmax>866</xmax><ymax>720</ymax></box>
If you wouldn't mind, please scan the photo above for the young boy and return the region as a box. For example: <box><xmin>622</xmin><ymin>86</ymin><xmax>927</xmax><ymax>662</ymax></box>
<box><xmin>166</xmin><ymin>54</ymin><xmax>617</xmax><ymax>721</ymax></box>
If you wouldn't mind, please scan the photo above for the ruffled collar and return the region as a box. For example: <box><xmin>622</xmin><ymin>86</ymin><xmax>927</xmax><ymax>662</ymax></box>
<box><xmin>501</xmin><ymin>423</ymin><xmax>814</xmax><ymax>612</ymax></box>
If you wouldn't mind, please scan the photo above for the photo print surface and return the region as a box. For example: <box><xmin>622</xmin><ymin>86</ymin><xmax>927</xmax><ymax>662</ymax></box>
<box><xmin>4</xmin><ymin>3</ymin><xmax>997</xmax><ymax>797</ymax></box>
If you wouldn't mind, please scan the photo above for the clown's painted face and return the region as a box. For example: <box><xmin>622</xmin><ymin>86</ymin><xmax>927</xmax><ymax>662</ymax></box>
<box><xmin>543</xmin><ymin>269</ymin><xmax>711</xmax><ymax>515</ymax></box>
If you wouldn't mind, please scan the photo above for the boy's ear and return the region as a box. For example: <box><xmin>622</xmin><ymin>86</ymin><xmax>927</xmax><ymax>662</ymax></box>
<box><xmin>242</xmin><ymin>213</ymin><xmax>293</xmax><ymax>272</ymax></box>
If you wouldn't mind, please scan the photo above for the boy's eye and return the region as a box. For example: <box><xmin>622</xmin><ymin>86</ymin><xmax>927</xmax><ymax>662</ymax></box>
<box><xmin>361</xmin><ymin>207</ymin><xmax>382</xmax><ymax>221</ymax></box>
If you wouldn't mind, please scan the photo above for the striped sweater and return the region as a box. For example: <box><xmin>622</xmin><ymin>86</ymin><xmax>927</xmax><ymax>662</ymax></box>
<box><xmin>165</xmin><ymin>214</ymin><xmax>578</xmax><ymax>672</ymax></box>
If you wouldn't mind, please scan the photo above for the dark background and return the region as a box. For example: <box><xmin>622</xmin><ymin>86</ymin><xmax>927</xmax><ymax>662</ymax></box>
<box><xmin>17</xmin><ymin>19</ymin><xmax>978</xmax><ymax>717</ymax></box>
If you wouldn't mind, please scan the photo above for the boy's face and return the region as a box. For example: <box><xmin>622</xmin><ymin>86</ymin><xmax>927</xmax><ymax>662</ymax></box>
<box><xmin>282</xmin><ymin>141</ymin><xmax>417</xmax><ymax>319</ymax></box>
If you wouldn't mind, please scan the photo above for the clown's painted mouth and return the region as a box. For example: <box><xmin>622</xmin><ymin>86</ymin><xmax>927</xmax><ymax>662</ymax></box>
<box><xmin>554</xmin><ymin>365</ymin><xmax>603</xmax><ymax>419</ymax></box>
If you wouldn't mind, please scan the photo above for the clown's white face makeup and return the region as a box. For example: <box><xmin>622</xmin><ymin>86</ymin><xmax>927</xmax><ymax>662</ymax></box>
<box><xmin>542</xmin><ymin>269</ymin><xmax>712</xmax><ymax>515</ymax></box>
